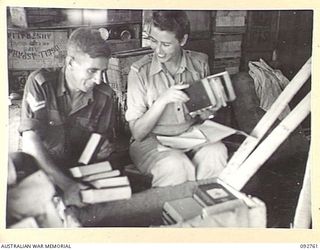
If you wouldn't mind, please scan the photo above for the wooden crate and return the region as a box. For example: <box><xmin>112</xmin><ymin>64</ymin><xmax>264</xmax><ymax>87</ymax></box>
<box><xmin>107</xmin><ymin>48</ymin><xmax>153</xmax><ymax>134</ymax></box>
<box><xmin>213</xmin><ymin>33</ymin><xmax>243</xmax><ymax>59</ymax></box>
<box><xmin>213</xmin><ymin>57</ymin><xmax>241</xmax><ymax>75</ymax></box>
<box><xmin>214</xmin><ymin>10</ymin><xmax>247</xmax><ymax>34</ymax></box>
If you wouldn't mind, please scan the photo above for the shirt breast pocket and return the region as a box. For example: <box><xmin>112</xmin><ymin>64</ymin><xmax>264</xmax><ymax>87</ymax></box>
<box><xmin>47</xmin><ymin>110</ymin><xmax>64</xmax><ymax>127</ymax></box>
<box><xmin>74</xmin><ymin>116</ymin><xmax>98</xmax><ymax>131</ymax></box>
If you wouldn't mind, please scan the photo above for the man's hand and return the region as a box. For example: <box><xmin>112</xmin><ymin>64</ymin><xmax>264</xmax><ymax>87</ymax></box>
<box><xmin>63</xmin><ymin>182</ymin><xmax>88</xmax><ymax>208</ymax></box>
<box><xmin>96</xmin><ymin>138</ymin><xmax>114</xmax><ymax>161</ymax></box>
<box><xmin>157</xmin><ymin>84</ymin><xmax>190</xmax><ymax>106</ymax></box>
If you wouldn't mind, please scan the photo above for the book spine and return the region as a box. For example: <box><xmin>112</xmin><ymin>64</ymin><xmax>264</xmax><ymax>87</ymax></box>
<box><xmin>90</xmin><ymin>176</ymin><xmax>129</xmax><ymax>189</ymax></box>
<box><xmin>201</xmin><ymin>78</ymin><xmax>217</xmax><ymax>106</ymax></box>
<box><xmin>162</xmin><ymin>210</ymin><xmax>177</xmax><ymax>225</ymax></box>
<box><xmin>81</xmin><ymin>186</ymin><xmax>132</xmax><ymax>204</ymax></box>
<box><xmin>78</xmin><ymin>133</ymin><xmax>102</xmax><ymax>165</ymax></box>
<box><xmin>82</xmin><ymin>170</ymin><xmax>121</xmax><ymax>182</ymax></box>
<box><xmin>70</xmin><ymin>161</ymin><xmax>112</xmax><ymax>178</ymax></box>
<box><xmin>163</xmin><ymin>202</ymin><xmax>184</xmax><ymax>223</ymax></box>
<box><xmin>208</xmin><ymin>77</ymin><xmax>223</xmax><ymax>108</ymax></box>
<box><xmin>221</xmin><ymin>71</ymin><xmax>236</xmax><ymax>101</ymax></box>
<box><xmin>214</xmin><ymin>76</ymin><xmax>228</xmax><ymax>106</ymax></box>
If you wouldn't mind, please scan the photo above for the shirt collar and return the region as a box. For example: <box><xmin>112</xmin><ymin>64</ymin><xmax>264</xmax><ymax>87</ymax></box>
<box><xmin>57</xmin><ymin>67</ymin><xmax>67</xmax><ymax>97</ymax></box>
<box><xmin>149</xmin><ymin>53</ymin><xmax>163</xmax><ymax>76</ymax></box>
<box><xmin>149</xmin><ymin>49</ymin><xmax>198</xmax><ymax>76</ymax></box>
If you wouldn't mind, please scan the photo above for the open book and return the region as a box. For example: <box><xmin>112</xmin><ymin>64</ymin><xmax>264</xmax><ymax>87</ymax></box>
<box><xmin>157</xmin><ymin>120</ymin><xmax>254</xmax><ymax>152</ymax></box>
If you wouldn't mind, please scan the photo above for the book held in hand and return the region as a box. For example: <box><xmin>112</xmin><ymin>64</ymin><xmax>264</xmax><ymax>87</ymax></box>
<box><xmin>81</xmin><ymin>186</ymin><xmax>132</xmax><ymax>204</ymax></box>
<box><xmin>78</xmin><ymin>133</ymin><xmax>102</xmax><ymax>165</ymax></box>
<box><xmin>89</xmin><ymin>176</ymin><xmax>130</xmax><ymax>189</ymax></box>
<box><xmin>81</xmin><ymin>169</ymin><xmax>121</xmax><ymax>182</ymax></box>
<box><xmin>69</xmin><ymin>161</ymin><xmax>112</xmax><ymax>178</ymax></box>
<box><xmin>183</xmin><ymin>71</ymin><xmax>236</xmax><ymax>117</ymax></box>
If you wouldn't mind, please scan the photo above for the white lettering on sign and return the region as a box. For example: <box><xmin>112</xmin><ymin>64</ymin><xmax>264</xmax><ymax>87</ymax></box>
<box><xmin>7</xmin><ymin>30</ymin><xmax>68</xmax><ymax>70</ymax></box>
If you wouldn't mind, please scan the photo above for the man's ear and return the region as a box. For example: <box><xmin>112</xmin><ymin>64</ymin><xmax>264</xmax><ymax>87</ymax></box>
<box><xmin>180</xmin><ymin>34</ymin><xmax>188</xmax><ymax>47</ymax></box>
<box><xmin>65</xmin><ymin>55</ymin><xmax>74</xmax><ymax>69</ymax></box>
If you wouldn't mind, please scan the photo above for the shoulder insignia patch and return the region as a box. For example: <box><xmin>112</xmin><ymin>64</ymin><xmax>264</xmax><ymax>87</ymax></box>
<box><xmin>26</xmin><ymin>92</ymin><xmax>46</xmax><ymax>112</ymax></box>
<box><xmin>131</xmin><ymin>54</ymin><xmax>153</xmax><ymax>72</ymax></box>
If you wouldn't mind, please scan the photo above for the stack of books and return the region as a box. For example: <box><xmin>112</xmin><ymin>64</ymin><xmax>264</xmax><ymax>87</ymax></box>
<box><xmin>161</xmin><ymin>179</ymin><xmax>266</xmax><ymax>227</ymax></box>
<box><xmin>69</xmin><ymin>133</ymin><xmax>132</xmax><ymax>204</ymax></box>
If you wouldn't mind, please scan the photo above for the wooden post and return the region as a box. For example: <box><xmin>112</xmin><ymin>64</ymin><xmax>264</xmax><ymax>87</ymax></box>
<box><xmin>220</xmin><ymin>92</ymin><xmax>311</xmax><ymax>190</ymax></box>
<box><xmin>293</xmin><ymin>151</ymin><xmax>311</xmax><ymax>228</ymax></box>
<box><xmin>220</xmin><ymin>57</ymin><xmax>311</xmax><ymax>179</ymax></box>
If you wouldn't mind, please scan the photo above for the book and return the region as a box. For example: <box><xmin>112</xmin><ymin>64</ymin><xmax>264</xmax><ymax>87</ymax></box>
<box><xmin>183</xmin><ymin>79</ymin><xmax>214</xmax><ymax>115</ymax></box>
<box><xmin>193</xmin><ymin>181</ymin><xmax>237</xmax><ymax>207</ymax></box>
<box><xmin>194</xmin><ymin>178</ymin><xmax>267</xmax><ymax>227</ymax></box>
<box><xmin>69</xmin><ymin>161</ymin><xmax>112</xmax><ymax>178</ymax></box>
<box><xmin>162</xmin><ymin>210</ymin><xmax>177</xmax><ymax>225</ymax></box>
<box><xmin>82</xmin><ymin>169</ymin><xmax>121</xmax><ymax>182</ymax></box>
<box><xmin>163</xmin><ymin>197</ymin><xmax>203</xmax><ymax>224</ymax></box>
<box><xmin>80</xmin><ymin>186</ymin><xmax>132</xmax><ymax>204</ymax></box>
<box><xmin>183</xmin><ymin>71</ymin><xmax>235</xmax><ymax>117</ymax></box>
<box><xmin>156</xmin><ymin>120</ymin><xmax>254</xmax><ymax>152</ymax></box>
<box><xmin>156</xmin><ymin>127</ymin><xmax>207</xmax><ymax>150</ymax></box>
<box><xmin>78</xmin><ymin>133</ymin><xmax>102</xmax><ymax>165</ymax></box>
<box><xmin>89</xmin><ymin>176</ymin><xmax>130</xmax><ymax>189</ymax></box>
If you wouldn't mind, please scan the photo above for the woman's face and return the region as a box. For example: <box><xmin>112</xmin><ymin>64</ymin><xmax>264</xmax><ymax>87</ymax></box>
<box><xmin>149</xmin><ymin>25</ymin><xmax>185</xmax><ymax>65</ymax></box>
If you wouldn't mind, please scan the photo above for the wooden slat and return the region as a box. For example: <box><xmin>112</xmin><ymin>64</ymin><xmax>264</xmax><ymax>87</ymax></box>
<box><xmin>220</xmin><ymin>57</ymin><xmax>311</xmax><ymax>180</ymax></box>
<box><xmin>220</xmin><ymin>92</ymin><xmax>311</xmax><ymax>190</ymax></box>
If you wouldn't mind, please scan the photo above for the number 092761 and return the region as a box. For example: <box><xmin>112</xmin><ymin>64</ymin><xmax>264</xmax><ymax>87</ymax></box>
<box><xmin>300</xmin><ymin>244</ymin><xmax>318</xmax><ymax>248</ymax></box>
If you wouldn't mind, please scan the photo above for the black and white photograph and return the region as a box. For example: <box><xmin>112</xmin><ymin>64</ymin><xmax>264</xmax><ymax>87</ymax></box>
<box><xmin>3</xmin><ymin>1</ymin><xmax>318</xmax><ymax>243</ymax></box>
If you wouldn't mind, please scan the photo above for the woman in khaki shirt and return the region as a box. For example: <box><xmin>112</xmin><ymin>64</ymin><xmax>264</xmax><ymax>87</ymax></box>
<box><xmin>126</xmin><ymin>10</ymin><xmax>228</xmax><ymax>187</ymax></box>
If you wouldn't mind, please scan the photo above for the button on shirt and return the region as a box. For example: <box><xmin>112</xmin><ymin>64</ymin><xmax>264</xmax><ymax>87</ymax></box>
<box><xmin>19</xmin><ymin>67</ymin><xmax>115</xmax><ymax>167</ymax></box>
<box><xmin>126</xmin><ymin>49</ymin><xmax>210</xmax><ymax>135</ymax></box>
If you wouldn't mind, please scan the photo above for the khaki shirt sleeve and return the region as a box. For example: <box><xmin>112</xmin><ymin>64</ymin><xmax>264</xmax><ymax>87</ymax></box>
<box><xmin>18</xmin><ymin>72</ymin><xmax>47</xmax><ymax>137</ymax></box>
<box><xmin>125</xmin><ymin>68</ymin><xmax>148</xmax><ymax>122</ymax></box>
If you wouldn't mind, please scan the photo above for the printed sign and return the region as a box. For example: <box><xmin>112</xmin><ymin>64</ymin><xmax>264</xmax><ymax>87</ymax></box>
<box><xmin>7</xmin><ymin>30</ymin><xmax>68</xmax><ymax>69</ymax></box>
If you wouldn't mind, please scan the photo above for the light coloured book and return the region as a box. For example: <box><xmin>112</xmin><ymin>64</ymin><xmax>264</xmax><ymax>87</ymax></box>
<box><xmin>90</xmin><ymin>176</ymin><xmax>129</xmax><ymax>189</ymax></box>
<box><xmin>82</xmin><ymin>170</ymin><xmax>121</xmax><ymax>182</ymax></box>
<box><xmin>81</xmin><ymin>186</ymin><xmax>132</xmax><ymax>204</ymax></box>
<box><xmin>69</xmin><ymin>161</ymin><xmax>112</xmax><ymax>178</ymax></box>
<box><xmin>78</xmin><ymin>133</ymin><xmax>102</xmax><ymax>165</ymax></box>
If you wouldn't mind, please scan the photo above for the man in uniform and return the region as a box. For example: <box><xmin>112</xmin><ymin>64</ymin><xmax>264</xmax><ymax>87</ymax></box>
<box><xmin>125</xmin><ymin>10</ymin><xmax>228</xmax><ymax>187</ymax></box>
<box><xmin>12</xmin><ymin>27</ymin><xmax>115</xmax><ymax>208</ymax></box>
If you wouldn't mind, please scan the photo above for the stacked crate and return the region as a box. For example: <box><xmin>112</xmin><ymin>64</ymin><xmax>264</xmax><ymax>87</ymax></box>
<box><xmin>107</xmin><ymin>48</ymin><xmax>153</xmax><ymax>134</ymax></box>
<box><xmin>212</xmin><ymin>11</ymin><xmax>247</xmax><ymax>75</ymax></box>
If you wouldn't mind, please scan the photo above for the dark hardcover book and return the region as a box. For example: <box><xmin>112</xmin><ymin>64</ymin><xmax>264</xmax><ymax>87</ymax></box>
<box><xmin>193</xmin><ymin>181</ymin><xmax>237</xmax><ymax>207</ymax></box>
<box><xmin>163</xmin><ymin>197</ymin><xmax>203</xmax><ymax>223</ymax></box>
<box><xmin>183</xmin><ymin>80</ymin><xmax>213</xmax><ymax>114</ymax></box>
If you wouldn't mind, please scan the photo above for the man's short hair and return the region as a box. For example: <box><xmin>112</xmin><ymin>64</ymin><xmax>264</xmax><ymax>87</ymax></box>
<box><xmin>151</xmin><ymin>10</ymin><xmax>190</xmax><ymax>41</ymax></box>
<box><xmin>67</xmin><ymin>27</ymin><xmax>111</xmax><ymax>58</ymax></box>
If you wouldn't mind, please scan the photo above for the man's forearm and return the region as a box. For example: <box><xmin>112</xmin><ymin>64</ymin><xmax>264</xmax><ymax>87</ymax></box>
<box><xmin>21</xmin><ymin>130</ymin><xmax>75</xmax><ymax>191</ymax></box>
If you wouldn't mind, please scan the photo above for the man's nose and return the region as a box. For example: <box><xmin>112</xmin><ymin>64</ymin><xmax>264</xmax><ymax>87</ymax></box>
<box><xmin>93</xmin><ymin>71</ymin><xmax>102</xmax><ymax>85</ymax></box>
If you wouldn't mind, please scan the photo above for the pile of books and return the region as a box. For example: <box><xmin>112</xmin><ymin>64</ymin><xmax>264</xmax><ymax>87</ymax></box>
<box><xmin>69</xmin><ymin>133</ymin><xmax>132</xmax><ymax>204</ymax></box>
<box><xmin>162</xmin><ymin>179</ymin><xmax>266</xmax><ymax>227</ymax></box>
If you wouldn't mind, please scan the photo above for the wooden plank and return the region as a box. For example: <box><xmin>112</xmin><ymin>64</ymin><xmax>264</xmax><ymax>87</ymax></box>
<box><xmin>219</xmin><ymin>57</ymin><xmax>311</xmax><ymax>179</ymax></box>
<box><xmin>220</xmin><ymin>92</ymin><xmax>310</xmax><ymax>190</ymax></box>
